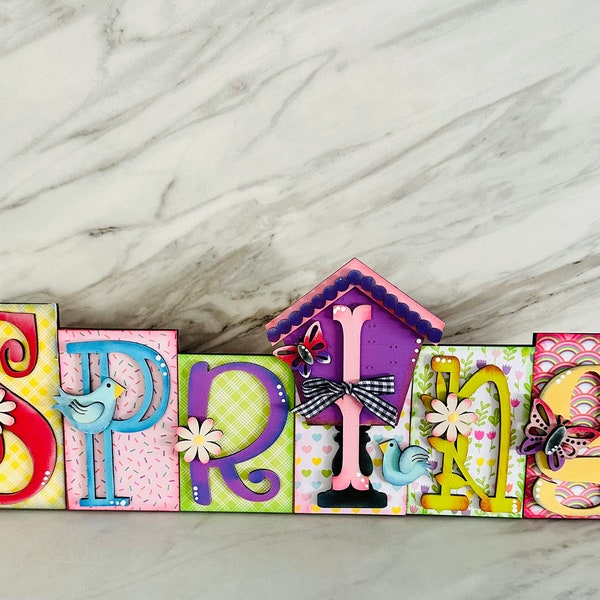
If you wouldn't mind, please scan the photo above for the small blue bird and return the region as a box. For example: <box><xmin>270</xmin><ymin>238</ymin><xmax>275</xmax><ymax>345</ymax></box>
<box><xmin>379</xmin><ymin>438</ymin><xmax>431</xmax><ymax>487</ymax></box>
<box><xmin>54</xmin><ymin>378</ymin><xmax>126</xmax><ymax>434</ymax></box>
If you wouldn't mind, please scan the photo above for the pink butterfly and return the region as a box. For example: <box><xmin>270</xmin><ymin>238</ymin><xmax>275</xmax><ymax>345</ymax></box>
<box><xmin>273</xmin><ymin>321</ymin><xmax>331</xmax><ymax>378</ymax></box>
<box><xmin>519</xmin><ymin>396</ymin><xmax>600</xmax><ymax>471</ymax></box>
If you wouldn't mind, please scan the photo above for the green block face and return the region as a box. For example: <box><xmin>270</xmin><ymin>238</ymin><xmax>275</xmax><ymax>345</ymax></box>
<box><xmin>178</xmin><ymin>355</ymin><xmax>295</xmax><ymax>513</ymax></box>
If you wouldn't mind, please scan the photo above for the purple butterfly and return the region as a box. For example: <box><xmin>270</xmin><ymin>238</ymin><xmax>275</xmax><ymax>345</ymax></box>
<box><xmin>519</xmin><ymin>396</ymin><xmax>600</xmax><ymax>471</ymax></box>
<box><xmin>273</xmin><ymin>321</ymin><xmax>331</xmax><ymax>378</ymax></box>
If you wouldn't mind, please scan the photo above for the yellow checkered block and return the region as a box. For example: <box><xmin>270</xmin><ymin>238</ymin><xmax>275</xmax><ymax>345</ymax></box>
<box><xmin>0</xmin><ymin>304</ymin><xmax>64</xmax><ymax>508</ymax></box>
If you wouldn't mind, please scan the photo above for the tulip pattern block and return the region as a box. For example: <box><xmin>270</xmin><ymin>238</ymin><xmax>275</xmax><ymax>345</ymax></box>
<box><xmin>408</xmin><ymin>345</ymin><xmax>533</xmax><ymax>517</ymax></box>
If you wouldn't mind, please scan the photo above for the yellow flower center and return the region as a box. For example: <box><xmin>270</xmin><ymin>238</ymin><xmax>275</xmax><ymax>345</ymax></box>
<box><xmin>193</xmin><ymin>434</ymin><xmax>205</xmax><ymax>445</ymax></box>
<box><xmin>448</xmin><ymin>412</ymin><xmax>460</xmax><ymax>424</ymax></box>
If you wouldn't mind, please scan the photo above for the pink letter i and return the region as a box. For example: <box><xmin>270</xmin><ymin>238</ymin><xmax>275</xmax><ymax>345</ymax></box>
<box><xmin>317</xmin><ymin>304</ymin><xmax>387</xmax><ymax>508</ymax></box>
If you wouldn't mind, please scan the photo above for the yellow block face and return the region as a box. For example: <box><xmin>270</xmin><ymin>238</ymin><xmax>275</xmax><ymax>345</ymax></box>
<box><xmin>0</xmin><ymin>304</ymin><xmax>64</xmax><ymax>509</ymax></box>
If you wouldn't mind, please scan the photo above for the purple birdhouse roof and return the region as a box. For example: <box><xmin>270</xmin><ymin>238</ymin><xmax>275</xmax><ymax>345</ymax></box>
<box><xmin>265</xmin><ymin>258</ymin><xmax>445</xmax><ymax>345</ymax></box>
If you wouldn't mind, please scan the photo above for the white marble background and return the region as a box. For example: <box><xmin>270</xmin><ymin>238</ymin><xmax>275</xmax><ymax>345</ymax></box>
<box><xmin>2</xmin><ymin>1</ymin><xmax>600</xmax><ymax>598</ymax></box>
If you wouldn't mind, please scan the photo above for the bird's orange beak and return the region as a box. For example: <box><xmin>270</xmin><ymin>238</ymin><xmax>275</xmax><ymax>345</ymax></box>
<box><xmin>113</xmin><ymin>383</ymin><xmax>126</xmax><ymax>398</ymax></box>
<box><xmin>379</xmin><ymin>440</ymin><xmax>390</xmax><ymax>453</ymax></box>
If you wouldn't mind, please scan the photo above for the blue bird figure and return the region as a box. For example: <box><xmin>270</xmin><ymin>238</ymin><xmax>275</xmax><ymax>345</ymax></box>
<box><xmin>53</xmin><ymin>378</ymin><xmax>126</xmax><ymax>434</ymax></box>
<box><xmin>379</xmin><ymin>438</ymin><xmax>431</xmax><ymax>487</ymax></box>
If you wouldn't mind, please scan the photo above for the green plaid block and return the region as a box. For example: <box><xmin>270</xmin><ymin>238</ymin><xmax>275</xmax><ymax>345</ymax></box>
<box><xmin>179</xmin><ymin>355</ymin><xmax>294</xmax><ymax>513</ymax></box>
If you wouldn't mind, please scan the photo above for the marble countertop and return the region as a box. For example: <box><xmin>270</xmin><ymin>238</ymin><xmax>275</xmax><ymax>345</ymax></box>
<box><xmin>2</xmin><ymin>1</ymin><xmax>600</xmax><ymax>598</ymax></box>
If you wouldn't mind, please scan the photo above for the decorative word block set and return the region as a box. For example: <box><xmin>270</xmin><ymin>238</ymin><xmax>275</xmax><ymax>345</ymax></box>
<box><xmin>1</xmin><ymin>259</ymin><xmax>599</xmax><ymax>518</ymax></box>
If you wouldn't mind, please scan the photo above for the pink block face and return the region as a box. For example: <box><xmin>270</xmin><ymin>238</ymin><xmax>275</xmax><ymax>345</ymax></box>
<box><xmin>524</xmin><ymin>334</ymin><xmax>600</xmax><ymax>518</ymax></box>
<box><xmin>58</xmin><ymin>330</ymin><xmax>179</xmax><ymax>511</ymax></box>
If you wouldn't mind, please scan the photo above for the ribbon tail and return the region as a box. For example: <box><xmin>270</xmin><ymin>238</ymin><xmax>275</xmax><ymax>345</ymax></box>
<box><xmin>352</xmin><ymin>388</ymin><xmax>398</xmax><ymax>426</ymax></box>
<box><xmin>291</xmin><ymin>394</ymin><xmax>340</xmax><ymax>419</ymax></box>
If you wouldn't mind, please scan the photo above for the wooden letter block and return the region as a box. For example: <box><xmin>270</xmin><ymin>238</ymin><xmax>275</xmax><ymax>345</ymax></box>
<box><xmin>267</xmin><ymin>258</ymin><xmax>445</xmax><ymax>514</ymax></box>
<box><xmin>408</xmin><ymin>345</ymin><xmax>533</xmax><ymax>517</ymax></box>
<box><xmin>58</xmin><ymin>329</ymin><xmax>179</xmax><ymax>511</ymax></box>
<box><xmin>0</xmin><ymin>304</ymin><xmax>64</xmax><ymax>509</ymax></box>
<box><xmin>178</xmin><ymin>355</ymin><xmax>294</xmax><ymax>513</ymax></box>
<box><xmin>524</xmin><ymin>334</ymin><xmax>600</xmax><ymax>518</ymax></box>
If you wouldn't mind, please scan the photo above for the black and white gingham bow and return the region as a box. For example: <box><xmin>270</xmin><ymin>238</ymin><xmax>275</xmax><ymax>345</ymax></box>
<box><xmin>292</xmin><ymin>375</ymin><xmax>397</xmax><ymax>426</ymax></box>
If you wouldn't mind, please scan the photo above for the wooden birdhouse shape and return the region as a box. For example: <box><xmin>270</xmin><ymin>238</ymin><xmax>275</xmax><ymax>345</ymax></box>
<box><xmin>266</xmin><ymin>258</ymin><xmax>444</xmax><ymax>508</ymax></box>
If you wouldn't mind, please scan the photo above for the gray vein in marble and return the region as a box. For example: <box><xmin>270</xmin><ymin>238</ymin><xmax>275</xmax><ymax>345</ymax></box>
<box><xmin>2</xmin><ymin>2</ymin><xmax>600</xmax><ymax>596</ymax></box>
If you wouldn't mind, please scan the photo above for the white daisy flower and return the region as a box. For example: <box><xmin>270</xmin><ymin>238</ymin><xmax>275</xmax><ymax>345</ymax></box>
<box><xmin>0</xmin><ymin>389</ymin><xmax>16</xmax><ymax>434</ymax></box>
<box><xmin>425</xmin><ymin>392</ymin><xmax>477</xmax><ymax>442</ymax></box>
<box><xmin>175</xmin><ymin>417</ymin><xmax>223</xmax><ymax>464</ymax></box>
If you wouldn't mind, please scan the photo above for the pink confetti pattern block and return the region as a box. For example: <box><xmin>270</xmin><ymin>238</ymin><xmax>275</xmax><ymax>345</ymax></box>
<box><xmin>58</xmin><ymin>330</ymin><xmax>179</xmax><ymax>511</ymax></box>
